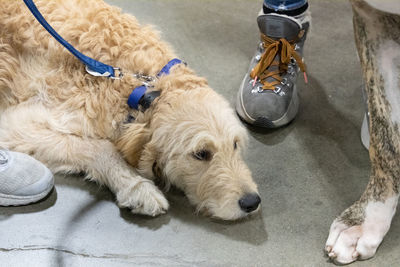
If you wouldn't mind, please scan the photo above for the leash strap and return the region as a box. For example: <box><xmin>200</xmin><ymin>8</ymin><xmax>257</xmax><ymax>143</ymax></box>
<box><xmin>24</xmin><ymin>0</ymin><xmax>183</xmax><ymax>110</ymax></box>
<box><xmin>128</xmin><ymin>59</ymin><xmax>183</xmax><ymax>110</ymax></box>
<box><xmin>23</xmin><ymin>0</ymin><xmax>116</xmax><ymax>78</ymax></box>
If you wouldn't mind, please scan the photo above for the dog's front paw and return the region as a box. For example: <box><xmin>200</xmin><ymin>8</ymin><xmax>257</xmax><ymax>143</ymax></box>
<box><xmin>325</xmin><ymin>197</ymin><xmax>397</xmax><ymax>264</ymax></box>
<box><xmin>117</xmin><ymin>181</ymin><xmax>169</xmax><ymax>217</ymax></box>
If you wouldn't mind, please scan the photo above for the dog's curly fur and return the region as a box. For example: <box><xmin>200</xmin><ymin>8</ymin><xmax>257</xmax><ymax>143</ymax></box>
<box><xmin>0</xmin><ymin>0</ymin><xmax>259</xmax><ymax>219</ymax></box>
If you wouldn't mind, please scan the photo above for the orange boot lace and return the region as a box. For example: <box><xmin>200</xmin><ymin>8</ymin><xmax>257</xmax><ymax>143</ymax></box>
<box><xmin>250</xmin><ymin>34</ymin><xmax>307</xmax><ymax>90</ymax></box>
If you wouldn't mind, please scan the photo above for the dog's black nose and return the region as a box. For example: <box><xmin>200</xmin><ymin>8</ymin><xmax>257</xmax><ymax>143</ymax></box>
<box><xmin>239</xmin><ymin>193</ymin><xmax>261</xmax><ymax>213</ymax></box>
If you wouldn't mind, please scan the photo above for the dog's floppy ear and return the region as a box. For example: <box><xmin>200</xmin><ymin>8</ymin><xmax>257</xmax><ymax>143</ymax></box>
<box><xmin>137</xmin><ymin>141</ymin><xmax>160</xmax><ymax>179</ymax></box>
<box><xmin>116</xmin><ymin>123</ymin><xmax>151</xmax><ymax>167</ymax></box>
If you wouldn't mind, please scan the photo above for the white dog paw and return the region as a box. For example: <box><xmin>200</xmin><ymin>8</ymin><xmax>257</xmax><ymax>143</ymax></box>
<box><xmin>117</xmin><ymin>181</ymin><xmax>169</xmax><ymax>217</ymax></box>
<box><xmin>325</xmin><ymin>221</ymin><xmax>374</xmax><ymax>264</ymax></box>
<box><xmin>325</xmin><ymin>197</ymin><xmax>398</xmax><ymax>264</ymax></box>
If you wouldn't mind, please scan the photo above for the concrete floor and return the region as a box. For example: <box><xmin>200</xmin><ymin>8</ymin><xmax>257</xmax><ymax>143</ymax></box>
<box><xmin>1</xmin><ymin>0</ymin><xmax>399</xmax><ymax>266</ymax></box>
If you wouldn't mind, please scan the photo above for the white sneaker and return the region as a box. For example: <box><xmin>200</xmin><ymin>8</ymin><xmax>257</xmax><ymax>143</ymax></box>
<box><xmin>0</xmin><ymin>150</ymin><xmax>54</xmax><ymax>206</ymax></box>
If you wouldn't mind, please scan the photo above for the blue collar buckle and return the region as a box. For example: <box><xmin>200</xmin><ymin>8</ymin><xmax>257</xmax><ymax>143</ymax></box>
<box><xmin>127</xmin><ymin>58</ymin><xmax>184</xmax><ymax>110</ymax></box>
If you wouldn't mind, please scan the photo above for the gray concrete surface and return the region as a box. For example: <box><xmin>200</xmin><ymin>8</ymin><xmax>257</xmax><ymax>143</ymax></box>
<box><xmin>1</xmin><ymin>0</ymin><xmax>399</xmax><ymax>266</ymax></box>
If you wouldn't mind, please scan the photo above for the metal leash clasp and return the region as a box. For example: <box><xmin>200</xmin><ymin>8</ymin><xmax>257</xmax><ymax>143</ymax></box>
<box><xmin>132</xmin><ymin>73</ymin><xmax>157</xmax><ymax>86</ymax></box>
<box><xmin>110</xmin><ymin>67</ymin><xmax>124</xmax><ymax>80</ymax></box>
<box><xmin>85</xmin><ymin>66</ymin><xmax>124</xmax><ymax>80</ymax></box>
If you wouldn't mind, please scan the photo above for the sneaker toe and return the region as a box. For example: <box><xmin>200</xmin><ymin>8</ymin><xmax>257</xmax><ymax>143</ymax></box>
<box><xmin>237</xmin><ymin>74</ymin><xmax>294</xmax><ymax>127</ymax></box>
<box><xmin>0</xmin><ymin>151</ymin><xmax>54</xmax><ymax>197</ymax></box>
<box><xmin>11</xmin><ymin>166</ymin><xmax>54</xmax><ymax>196</ymax></box>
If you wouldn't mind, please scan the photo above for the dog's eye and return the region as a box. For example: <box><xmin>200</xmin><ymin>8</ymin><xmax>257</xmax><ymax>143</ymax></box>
<box><xmin>234</xmin><ymin>141</ymin><xmax>238</xmax><ymax>150</ymax></box>
<box><xmin>193</xmin><ymin>150</ymin><xmax>212</xmax><ymax>161</ymax></box>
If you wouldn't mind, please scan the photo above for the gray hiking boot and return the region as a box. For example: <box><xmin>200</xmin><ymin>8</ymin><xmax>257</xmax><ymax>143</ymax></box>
<box><xmin>236</xmin><ymin>11</ymin><xmax>310</xmax><ymax>128</ymax></box>
<box><xmin>0</xmin><ymin>150</ymin><xmax>54</xmax><ymax>206</ymax></box>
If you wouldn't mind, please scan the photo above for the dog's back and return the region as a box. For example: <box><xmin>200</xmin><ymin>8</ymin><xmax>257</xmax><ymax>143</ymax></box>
<box><xmin>0</xmin><ymin>0</ymin><xmax>174</xmax><ymax>115</ymax></box>
<box><xmin>0</xmin><ymin>1</ymin><xmax>77</xmax><ymax>108</ymax></box>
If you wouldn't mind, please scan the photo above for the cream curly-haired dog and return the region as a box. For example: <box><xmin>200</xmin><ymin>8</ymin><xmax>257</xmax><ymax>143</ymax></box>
<box><xmin>0</xmin><ymin>0</ymin><xmax>260</xmax><ymax>220</ymax></box>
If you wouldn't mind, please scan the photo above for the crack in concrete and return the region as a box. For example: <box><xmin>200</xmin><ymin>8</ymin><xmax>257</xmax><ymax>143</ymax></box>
<box><xmin>0</xmin><ymin>245</ymin><xmax>207</xmax><ymax>266</ymax></box>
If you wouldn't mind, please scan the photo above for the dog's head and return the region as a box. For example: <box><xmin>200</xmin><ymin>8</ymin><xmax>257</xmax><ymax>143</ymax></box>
<box><xmin>118</xmin><ymin>69</ymin><xmax>260</xmax><ymax>220</ymax></box>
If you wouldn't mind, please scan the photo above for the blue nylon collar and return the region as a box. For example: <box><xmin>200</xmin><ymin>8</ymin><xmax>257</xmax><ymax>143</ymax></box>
<box><xmin>127</xmin><ymin>58</ymin><xmax>183</xmax><ymax>110</ymax></box>
<box><xmin>157</xmin><ymin>58</ymin><xmax>183</xmax><ymax>77</ymax></box>
<box><xmin>127</xmin><ymin>85</ymin><xmax>147</xmax><ymax>110</ymax></box>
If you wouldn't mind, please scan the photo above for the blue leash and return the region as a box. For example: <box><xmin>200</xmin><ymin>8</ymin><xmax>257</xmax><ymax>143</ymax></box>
<box><xmin>24</xmin><ymin>0</ymin><xmax>184</xmax><ymax>110</ymax></box>
<box><xmin>24</xmin><ymin>0</ymin><xmax>118</xmax><ymax>78</ymax></box>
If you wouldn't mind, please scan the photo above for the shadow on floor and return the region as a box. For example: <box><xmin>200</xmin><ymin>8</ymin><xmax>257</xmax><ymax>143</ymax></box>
<box><xmin>0</xmin><ymin>188</ymin><xmax>57</xmax><ymax>221</ymax></box>
<box><xmin>121</xmin><ymin>186</ymin><xmax>268</xmax><ymax>246</ymax></box>
<box><xmin>243</xmin><ymin>76</ymin><xmax>370</xmax><ymax>205</ymax></box>
<box><xmin>49</xmin><ymin>175</ymin><xmax>268</xmax><ymax>266</ymax></box>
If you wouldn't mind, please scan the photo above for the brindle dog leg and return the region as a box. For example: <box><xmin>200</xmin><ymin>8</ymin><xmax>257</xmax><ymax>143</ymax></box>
<box><xmin>325</xmin><ymin>0</ymin><xmax>400</xmax><ymax>264</ymax></box>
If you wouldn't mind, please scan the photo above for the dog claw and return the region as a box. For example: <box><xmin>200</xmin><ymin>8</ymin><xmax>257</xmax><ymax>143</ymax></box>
<box><xmin>352</xmin><ymin>251</ymin><xmax>359</xmax><ymax>259</ymax></box>
<box><xmin>131</xmin><ymin>206</ymin><xmax>166</xmax><ymax>217</ymax></box>
<box><xmin>328</xmin><ymin>252</ymin><xmax>337</xmax><ymax>259</ymax></box>
<box><xmin>325</xmin><ymin>245</ymin><xmax>332</xmax><ymax>253</ymax></box>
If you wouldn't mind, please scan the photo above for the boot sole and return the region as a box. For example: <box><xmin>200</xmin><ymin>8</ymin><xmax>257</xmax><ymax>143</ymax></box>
<box><xmin>0</xmin><ymin>179</ymin><xmax>54</xmax><ymax>206</ymax></box>
<box><xmin>236</xmin><ymin>74</ymin><xmax>299</xmax><ymax>128</ymax></box>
